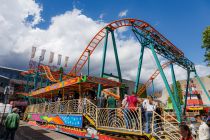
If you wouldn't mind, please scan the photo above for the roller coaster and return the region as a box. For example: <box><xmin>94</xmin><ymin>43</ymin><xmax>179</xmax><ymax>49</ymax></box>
<box><xmin>22</xmin><ymin>18</ymin><xmax>210</xmax><ymax>140</ymax></box>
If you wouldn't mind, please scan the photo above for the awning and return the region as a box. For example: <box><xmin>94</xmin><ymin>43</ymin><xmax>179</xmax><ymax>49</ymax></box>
<box><xmin>23</xmin><ymin>76</ymin><xmax>121</xmax><ymax>98</ymax></box>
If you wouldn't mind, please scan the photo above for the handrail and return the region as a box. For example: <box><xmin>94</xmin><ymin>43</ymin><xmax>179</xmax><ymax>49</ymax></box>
<box><xmin>25</xmin><ymin>99</ymin><xmax>183</xmax><ymax>138</ymax></box>
<box><xmin>152</xmin><ymin>111</ymin><xmax>181</xmax><ymax>140</ymax></box>
<box><xmin>163</xmin><ymin>111</ymin><xmax>180</xmax><ymax>124</ymax></box>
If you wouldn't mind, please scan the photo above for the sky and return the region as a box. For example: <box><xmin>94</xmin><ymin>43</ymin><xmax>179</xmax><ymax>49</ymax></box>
<box><xmin>0</xmin><ymin>0</ymin><xmax>210</xmax><ymax>93</ymax></box>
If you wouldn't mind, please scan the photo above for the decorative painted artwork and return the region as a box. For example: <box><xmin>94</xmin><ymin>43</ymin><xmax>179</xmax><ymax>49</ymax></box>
<box><xmin>29</xmin><ymin>113</ymin><xmax>83</xmax><ymax>128</ymax></box>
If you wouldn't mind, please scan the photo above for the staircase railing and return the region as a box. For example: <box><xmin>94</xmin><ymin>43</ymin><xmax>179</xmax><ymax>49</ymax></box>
<box><xmin>84</xmin><ymin>98</ymin><xmax>97</xmax><ymax>125</ymax></box>
<box><xmin>96</xmin><ymin>107</ymin><xmax>142</xmax><ymax>134</ymax></box>
<box><xmin>152</xmin><ymin>111</ymin><xmax>181</xmax><ymax>140</ymax></box>
<box><xmin>25</xmin><ymin>99</ymin><xmax>183</xmax><ymax>138</ymax></box>
<box><xmin>163</xmin><ymin>111</ymin><xmax>180</xmax><ymax>129</ymax></box>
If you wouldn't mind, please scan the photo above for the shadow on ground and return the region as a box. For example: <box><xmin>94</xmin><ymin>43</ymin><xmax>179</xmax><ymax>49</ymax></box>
<box><xmin>16</xmin><ymin>125</ymin><xmax>54</xmax><ymax>140</ymax></box>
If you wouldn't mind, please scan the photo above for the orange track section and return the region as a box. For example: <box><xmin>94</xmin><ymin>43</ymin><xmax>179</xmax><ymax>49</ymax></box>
<box><xmin>102</xmin><ymin>90</ymin><xmax>120</xmax><ymax>100</ymax></box>
<box><xmin>33</xmin><ymin>18</ymin><xmax>183</xmax><ymax>83</ymax></box>
<box><xmin>69</xmin><ymin>18</ymin><xmax>183</xmax><ymax>76</ymax></box>
<box><xmin>137</xmin><ymin>61</ymin><xmax>172</xmax><ymax>97</ymax></box>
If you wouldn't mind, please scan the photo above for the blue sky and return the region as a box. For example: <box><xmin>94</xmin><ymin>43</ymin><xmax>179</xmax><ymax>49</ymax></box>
<box><xmin>35</xmin><ymin>0</ymin><xmax>210</xmax><ymax>65</ymax></box>
<box><xmin>1</xmin><ymin>0</ymin><xmax>210</xmax><ymax>95</ymax></box>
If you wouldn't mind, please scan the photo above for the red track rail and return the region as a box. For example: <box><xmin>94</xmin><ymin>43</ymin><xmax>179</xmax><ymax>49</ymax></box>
<box><xmin>137</xmin><ymin>61</ymin><xmax>172</xmax><ymax>96</ymax></box>
<box><xmin>35</xmin><ymin>18</ymin><xmax>183</xmax><ymax>82</ymax></box>
<box><xmin>69</xmin><ymin>18</ymin><xmax>183</xmax><ymax>76</ymax></box>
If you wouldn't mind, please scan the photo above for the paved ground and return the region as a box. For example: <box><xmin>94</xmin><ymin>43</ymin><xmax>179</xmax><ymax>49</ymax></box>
<box><xmin>0</xmin><ymin>121</ymin><xmax>77</xmax><ymax>140</ymax></box>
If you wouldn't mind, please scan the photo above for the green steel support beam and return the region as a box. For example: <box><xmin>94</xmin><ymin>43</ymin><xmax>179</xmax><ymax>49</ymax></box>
<box><xmin>110</xmin><ymin>30</ymin><xmax>122</xmax><ymax>82</ymax></box>
<box><xmin>132</xmin><ymin>27</ymin><xmax>146</xmax><ymax>94</ymax></box>
<box><xmin>97</xmin><ymin>28</ymin><xmax>109</xmax><ymax>97</ymax></box>
<box><xmin>134</xmin><ymin>46</ymin><xmax>145</xmax><ymax>93</ymax></box>
<box><xmin>194</xmin><ymin>70</ymin><xmax>210</xmax><ymax>100</ymax></box>
<box><xmin>170</xmin><ymin>63</ymin><xmax>180</xmax><ymax>111</ymax></box>
<box><xmin>34</xmin><ymin>71</ymin><xmax>39</xmax><ymax>89</ymax></box>
<box><xmin>88</xmin><ymin>50</ymin><xmax>90</xmax><ymax>76</ymax></box>
<box><xmin>40</xmin><ymin>77</ymin><xmax>43</xmax><ymax>88</ymax></box>
<box><xmin>25</xmin><ymin>76</ymin><xmax>29</xmax><ymax>92</ymax></box>
<box><xmin>189</xmin><ymin>85</ymin><xmax>192</xmax><ymax>99</ymax></box>
<box><xmin>183</xmin><ymin>70</ymin><xmax>190</xmax><ymax>116</ymax></box>
<box><xmin>150</xmin><ymin>43</ymin><xmax>181</xmax><ymax>122</ymax></box>
<box><xmin>59</xmin><ymin>74</ymin><xmax>63</xmax><ymax>82</ymax></box>
<box><xmin>152</xmin><ymin>79</ymin><xmax>155</xmax><ymax>96</ymax></box>
<box><xmin>46</xmin><ymin>80</ymin><xmax>50</xmax><ymax>86</ymax></box>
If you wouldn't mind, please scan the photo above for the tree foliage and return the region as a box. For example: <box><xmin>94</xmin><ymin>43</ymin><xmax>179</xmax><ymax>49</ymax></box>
<box><xmin>202</xmin><ymin>26</ymin><xmax>210</xmax><ymax>66</ymax></box>
<box><xmin>167</xmin><ymin>81</ymin><xmax>183</xmax><ymax>105</ymax></box>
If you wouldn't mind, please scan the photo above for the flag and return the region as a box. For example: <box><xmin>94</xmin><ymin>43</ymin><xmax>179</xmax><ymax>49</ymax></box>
<box><xmin>64</xmin><ymin>56</ymin><xmax>69</xmax><ymax>67</ymax></box>
<box><xmin>57</xmin><ymin>54</ymin><xmax>62</xmax><ymax>65</ymax></box>
<box><xmin>49</xmin><ymin>52</ymin><xmax>54</xmax><ymax>63</ymax></box>
<box><xmin>31</xmin><ymin>46</ymin><xmax>36</xmax><ymax>59</ymax></box>
<box><xmin>40</xmin><ymin>49</ymin><xmax>46</xmax><ymax>61</ymax></box>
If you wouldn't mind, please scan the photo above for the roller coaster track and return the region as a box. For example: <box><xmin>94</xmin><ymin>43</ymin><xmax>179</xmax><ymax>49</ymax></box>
<box><xmin>38</xmin><ymin>18</ymin><xmax>194</xmax><ymax>83</ymax></box>
<box><xmin>137</xmin><ymin>61</ymin><xmax>172</xmax><ymax>96</ymax></box>
<box><xmin>69</xmin><ymin>18</ymin><xmax>186</xmax><ymax>76</ymax></box>
<box><xmin>39</xmin><ymin>65</ymin><xmax>58</xmax><ymax>82</ymax></box>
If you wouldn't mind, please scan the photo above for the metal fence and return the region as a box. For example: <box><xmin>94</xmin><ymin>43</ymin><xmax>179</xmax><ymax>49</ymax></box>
<box><xmin>25</xmin><ymin>98</ymin><xmax>182</xmax><ymax>137</ymax></box>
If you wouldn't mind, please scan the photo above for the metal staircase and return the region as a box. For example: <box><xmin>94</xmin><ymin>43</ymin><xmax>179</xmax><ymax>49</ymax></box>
<box><xmin>151</xmin><ymin>111</ymin><xmax>181</xmax><ymax>140</ymax></box>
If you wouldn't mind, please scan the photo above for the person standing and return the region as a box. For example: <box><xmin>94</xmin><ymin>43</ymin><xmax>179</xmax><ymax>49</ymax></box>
<box><xmin>142</xmin><ymin>96</ymin><xmax>156</xmax><ymax>133</ymax></box>
<box><xmin>122</xmin><ymin>94</ymin><xmax>129</xmax><ymax>129</ymax></box>
<box><xmin>107</xmin><ymin>95</ymin><xmax>117</xmax><ymax>108</ymax></box>
<box><xmin>107</xmin><ymin>95</ymin><xmax>117</xmax><ymax>126</ymax></box>
<box><xmin>155</xmin><ymin>102</ymin><xmax>162</xmax><ymax>132</ymax></box>
<box><xmin>195</xmin><ymin>115</ymin><xmax>210</xmax><ymax>140</ymax></box>
<box><xmin>180</xmin><ymin>124</ymin><xmax>193</xmax><ymax>140</ymax></box>
<box><xmin>97</xmin><ymin>94</ymin><xmax>106</xmax><ymax>108</ymax></box>
<box><xmin>4</xmin><ymin>108</ymin><xmax>20</xmax><ymax>140</ymax></box>
<box><xmin>126</xmin><ymin>92</ymin><xmax>141</xmax><ymax>130</ymax></box>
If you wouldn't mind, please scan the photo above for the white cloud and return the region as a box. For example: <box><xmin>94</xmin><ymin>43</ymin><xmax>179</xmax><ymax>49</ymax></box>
<box><xmin>118</xmin><ymin>10</ymin><xmax>128</xmax><ymax>18</ymax></box>
<box><xmin>0</xmin><ymin>0</ymin><xmax>210</xmax><ymax>95</ymax></box>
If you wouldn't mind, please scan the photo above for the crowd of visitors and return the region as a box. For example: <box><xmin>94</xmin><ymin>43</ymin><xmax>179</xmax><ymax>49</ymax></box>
<box><xmin>95</xmin><ymin>91</ymin><xmax>210</xmax><ymax>140</ymax></box>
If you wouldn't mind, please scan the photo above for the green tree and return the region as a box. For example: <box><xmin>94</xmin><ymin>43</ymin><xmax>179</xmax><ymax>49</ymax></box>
<box><xmin>167</xmin><ymin>81</ymin><xmax>183</xmax><ymax>105</ymax></box>
<box><xmin>202</xmin><ymin>26</ymin><xmax>210</xmax><ymax>66</ymax></box>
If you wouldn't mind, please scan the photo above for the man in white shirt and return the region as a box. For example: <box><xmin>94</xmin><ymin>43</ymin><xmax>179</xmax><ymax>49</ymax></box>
<box><xmin>142</xmin><ymin>96</ymin><xmax>156</xmax><ymax>133</ymax></box>
<box><xmin>122</xmin><ymin>94</ymin><xmax>129</xmax><ymax>129</ymax></box>
<box><xmin>195</xmin><ymin>115</ymin><xmax>210</xmax><ymax>140</ymax></box>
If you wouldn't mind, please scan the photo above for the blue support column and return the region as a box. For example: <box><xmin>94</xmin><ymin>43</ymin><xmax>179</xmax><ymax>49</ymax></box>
<box><xmin>183</xmin><ymin>70</ymin><xmax>190</xmax><ymax>116</ymax></box>
<box><xmin>150</xmin><ymin>43</ymin><xmax>181</xmax><ymax>122</ymax></box>
<box><xmin>110</xmin><ymin>30</ymin><xmax>122</xmax><ymax>82</ymax></box>
<box><xmin>170</xmin><ymin>63</ymin><xmax>180</xmax><ymax>111</ymax></box>
<box><xmin>194</xmin><ymin>70</ymin><xmax>210</xmax><ymax>100</ymax></box>
<box><xmin>152</xmin><ymin>79</ymin><xmax>155</xmax><ymax>96</ymax></box>
<box><xmin>134</xmin><ymin>46</ymin><xmax>145</xmax><ymax>93</ymax></box>
<box><xmin>97</xmin><ymin>28</ymin><xmax>109</xmax><ymax>97</ymax></box>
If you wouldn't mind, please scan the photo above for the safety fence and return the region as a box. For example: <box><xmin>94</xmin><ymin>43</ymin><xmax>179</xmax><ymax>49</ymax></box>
<box><xmin>152</xmin><ymin>111</ymin><xmax>181</xmax><ymax>140</ymax></box>
<box><xmin>25</xmin><ymin>98</ymin><xmax>181</xmax><ymax>138</ymax></box>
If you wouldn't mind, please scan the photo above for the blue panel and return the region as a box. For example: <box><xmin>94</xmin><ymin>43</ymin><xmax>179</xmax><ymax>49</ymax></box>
<box><xmin>59</xmin><ymin>114</ymin><xmax>83</xmax><ymax>128</ymax></box>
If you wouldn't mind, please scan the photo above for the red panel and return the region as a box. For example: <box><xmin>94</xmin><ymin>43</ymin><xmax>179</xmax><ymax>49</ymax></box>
<box><xmin>187</xmin><ymin>99</ymin><xmax>203</xmax><ymax>105</ymax></box>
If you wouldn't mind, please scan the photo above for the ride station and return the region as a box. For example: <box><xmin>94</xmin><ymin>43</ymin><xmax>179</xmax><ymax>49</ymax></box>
<box><xmin>20</xmin><ymin>18</ymin><xmax>210</xmax><ymax>140</ymax></box>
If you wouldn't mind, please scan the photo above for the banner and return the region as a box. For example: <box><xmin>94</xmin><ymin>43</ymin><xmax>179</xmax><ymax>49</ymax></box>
<box><xmin>57</xmin><ymin>54</ymin><xmax>62</xmax><ymax>65</ymax></box>
<box><xmin>40</xmin><ymin>49</ymin><xmax>46</xmax><ymax>61</ymax></box>
<box><xmin>31</xmin><ymin>46</ymin><xmax>36</xmax><ymax>59</ymax></box>
<box><xmin>49</xmin><ymin>52</ymin><xmax>54</xmax><ymax>63</ymax></box>
<box><xmin>64</xmin><ymin>56</ymin><xmax>69</xmax><ymax>67</ymax></box>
